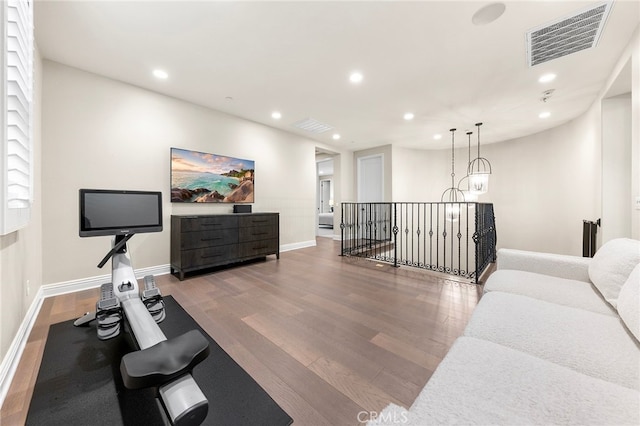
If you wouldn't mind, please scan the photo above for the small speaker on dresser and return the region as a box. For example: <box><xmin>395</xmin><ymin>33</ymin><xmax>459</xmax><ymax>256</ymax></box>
<box><xmin>233</xmin><ymin>205</ymin><xmax>252</xmax><ymax>213</ymax></box>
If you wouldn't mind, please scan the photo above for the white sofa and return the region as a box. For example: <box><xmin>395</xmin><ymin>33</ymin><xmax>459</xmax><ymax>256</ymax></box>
<box><xmin>371</xmin><ymin>238</ymin><xmax>640</xmax><ymax>425</ymax></box>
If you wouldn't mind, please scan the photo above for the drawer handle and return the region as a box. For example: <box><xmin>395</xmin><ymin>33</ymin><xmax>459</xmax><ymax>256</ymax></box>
<box><xmin>252</xmin><ymin>232</ymin><xmax>269</xmax><ymax>236</ymax></box>
<box><xmin>202</xmin><ymin>223</ymin><xmax>221</xmax><ymax>227</ymax></box>
<box><xmin>252</xmin><ymin>245</ymin><xmax>269</xmax><ymax>250</ymax></box>
<box><xmin>201</xmin><ymin>254</ymin><xmax>222</xmax><ymax>259</ymax></box>
<box><xmin>201</xmin><ymin>237</ymin><xmax>222</xmax><ymax>241</ymax></box>
<box><xmin>251</xmin><ymin>220</ymin><xmax>269</xmax><ymax>223</ymax></box>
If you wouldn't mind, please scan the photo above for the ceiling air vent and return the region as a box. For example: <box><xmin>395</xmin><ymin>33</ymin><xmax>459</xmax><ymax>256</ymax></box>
<box><xmin>526</xmin><ymin>2</ymin><xmax>612</xmax><ymax>67</ymax></box>
<box><xmin>292</xmin><ymin>118</ymin><xmax>333</xmax><ymax>134</ymax></box>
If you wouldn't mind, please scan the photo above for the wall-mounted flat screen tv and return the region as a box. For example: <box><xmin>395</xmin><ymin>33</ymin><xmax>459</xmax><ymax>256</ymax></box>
<box><xmin>171</xmin><ymin>147</ymin><xmax>255</xmax><ymax>203</ymax></box>
<box><xmin>79</xmin><ymin>189</ymin><xmax>163</xmax><ymax>237</ymax></box>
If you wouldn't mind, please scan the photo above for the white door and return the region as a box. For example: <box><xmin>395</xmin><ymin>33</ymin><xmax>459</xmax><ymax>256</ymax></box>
<box><xmin>357</xmin><ymin>154</ymin><xmax>383</xmax><ymax>202</ymax></box>
<box><xmin>320</xmin><ymin>180</ymin><xmax>331</xmax><ymax>213</ymax></box>
<box><xmin>357</xmin><ymin>154</ymin><xmax>389</xmax><ymax>241</ymax></box>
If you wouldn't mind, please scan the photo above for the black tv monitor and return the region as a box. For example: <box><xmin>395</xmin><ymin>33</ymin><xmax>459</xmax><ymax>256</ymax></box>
<box><xmin>79</xmin><ymin>189</ymin><xmax>163</xmax><ymax>237</ymax></box>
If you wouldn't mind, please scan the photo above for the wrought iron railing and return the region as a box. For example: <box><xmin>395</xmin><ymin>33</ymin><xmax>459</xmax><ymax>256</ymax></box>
<box><xmin>340</xmin><ymin>202</ymin><xmax>497</xmax><ymax>283</ymax></box>
<box><xmin>582</xmin><ymin>218</ymin><xmax>600</xmax><ymax>258</ymax></box>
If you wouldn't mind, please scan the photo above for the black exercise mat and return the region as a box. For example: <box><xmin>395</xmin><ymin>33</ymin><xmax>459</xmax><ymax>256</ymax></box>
<box><xmin>26</xmin><ymin>296</ymin><xmax>293</xmax><ymax>426</ymax></box>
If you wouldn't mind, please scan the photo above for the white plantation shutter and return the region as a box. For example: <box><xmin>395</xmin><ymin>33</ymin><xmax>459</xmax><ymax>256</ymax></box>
<box><xmin>1</xmin><ymin>0</ymin><xmax>33</xmax><ymax>234</ymax></box>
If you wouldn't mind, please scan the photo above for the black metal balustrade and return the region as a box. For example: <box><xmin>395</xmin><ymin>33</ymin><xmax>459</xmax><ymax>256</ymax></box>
<box><xmin>582</xmin><ymin>218</ymin><xmax>600</xmax><ymax>258</ymax></box>
<box><xmin>340</xmin><ymin>202</ymin><xmax>497</xmax><ymax>284</ymax></box>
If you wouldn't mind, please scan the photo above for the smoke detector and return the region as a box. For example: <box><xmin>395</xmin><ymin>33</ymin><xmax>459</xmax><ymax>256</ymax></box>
<box><xmin>526</xmin><ymin>2</ymin><xmax>612</xmax><ymax>67</ymax></box>
<box><xmin>541</xmin><ymin>89</ymin><xmax>555</xmax><ymax>102</ymax></box>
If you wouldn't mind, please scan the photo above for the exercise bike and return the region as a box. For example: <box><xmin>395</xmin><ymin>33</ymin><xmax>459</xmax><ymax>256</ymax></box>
<box><xmin>75</xmin><ymin>189</ymin><xmax>210</xmax><ymax>425</ymax></box>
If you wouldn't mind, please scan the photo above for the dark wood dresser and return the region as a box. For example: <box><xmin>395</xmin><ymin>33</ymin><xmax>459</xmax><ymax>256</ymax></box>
<box><xmin>170</xmin><ymin>213</ymin><xmax>279</xmax><ymax>280</ymax></box>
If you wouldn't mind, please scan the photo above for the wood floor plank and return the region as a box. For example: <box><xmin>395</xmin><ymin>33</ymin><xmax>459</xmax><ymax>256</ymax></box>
<box><xmin>1</xmin><ymin>237</ymin><xmax>485</xmax><ymax>425</ymax></box>
<box><xmin>370</xmin><ymin>332</ymin><xmax>442</xmax><ymax>372</ymax></box>
<box><xmin>370</xmin><ymin>367</ymin><xmax>424</xmax><ymax>408</ymax></box>
<box><xmin>223</xmin><ymin>342</ymin><xmax>334</xmax><ymax>426</ymax></box>
<box><xmin>308</xmin><ymin>356</ymin><xmax>402</xmax><ymax>413</ymax></box>
<box><xmin>242</xmin><ymin>312</ymin><xmax>322</xmax><ymax>367</ymax></box>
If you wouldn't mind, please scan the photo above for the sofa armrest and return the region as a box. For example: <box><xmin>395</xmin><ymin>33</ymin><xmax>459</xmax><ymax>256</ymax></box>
<box><xmin>497</xmin><ymin>248</ymin><xmax>591</xmax><ymax>282</ymax></box>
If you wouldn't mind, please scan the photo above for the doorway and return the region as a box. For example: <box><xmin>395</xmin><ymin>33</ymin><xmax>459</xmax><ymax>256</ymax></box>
<box><xmin>316</xmin><ymin>157</ymin><xmax>335</xmax><ymax>238</ymax></box>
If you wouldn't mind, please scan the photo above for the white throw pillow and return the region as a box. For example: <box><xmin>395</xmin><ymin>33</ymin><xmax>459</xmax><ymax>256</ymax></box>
<box><xmin>588</xmin><ymin>238</ymin><xmax>640</xmax><ymax>308</ymax></box>
<box><xmin>617</xmin><ymin>263</ymin><xmax>640</xmax><ymax>343</ymax></box>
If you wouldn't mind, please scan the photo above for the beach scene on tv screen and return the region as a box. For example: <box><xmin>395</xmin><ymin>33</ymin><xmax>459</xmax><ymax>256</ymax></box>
<box><xmin>171</xmin><ymin>148</ymin><xmax>255</xmax><ymax>203</ymax></box>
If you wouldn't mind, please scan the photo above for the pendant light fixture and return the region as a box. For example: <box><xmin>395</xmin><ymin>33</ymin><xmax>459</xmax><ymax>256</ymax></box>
<box><xmin>441</xmin><ymin>128</ymin><xmax>465</xmax><ymax>222</ymax></box>
<box><xmin>457</xmin><ymin>131</ymin><xmax>478</xmax><ymax>203</ymax></box>
<box><xmin>468</xmin><ymin>122</ymin><xmax>492</xmax><ymax>195</ymax></box>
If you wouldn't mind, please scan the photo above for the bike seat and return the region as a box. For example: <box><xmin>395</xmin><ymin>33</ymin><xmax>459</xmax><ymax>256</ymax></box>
<box><xmin>120</xmin><ymin>329</ymin><xmax>210</xmax><ymax>389</ymax></box>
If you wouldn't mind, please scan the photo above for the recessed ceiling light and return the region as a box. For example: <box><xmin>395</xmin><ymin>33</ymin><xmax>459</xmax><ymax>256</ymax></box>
<box><xmin>349</xmin><ymin>72</ymin><xmax>363</xmax><ymax>84</ymax></box>
<box><xmin>433</xmin><ymin>134</ymin><xmax>443</xmax><ymax>140</ymax></box>
<box><xmin>332</xmin><ymin>133</ymin><xmax>341</xmax><ymax>140</ymax></box>
<box><xmin>403</xmin><ymin>112</ymin><xmax>415</xmax><ymax>121</ymax></box>
<box><xmin>539</xmin><ymin>111</ymin><xmax>551</xmax><ymax>119</ymax></box>
<box><xmin>539</xmin><ymin>73</ymin><xmax>556</xmax><ymax>83</ymax></box>
<box><xmin>271</xmin><ymin>111</ymin><xmax>282</xmax><ymax>119</ymax></box>
<box><xmin>153</xmin><ymin>69</ymin><xmax>168</xmax><ymax>79</ymax></box>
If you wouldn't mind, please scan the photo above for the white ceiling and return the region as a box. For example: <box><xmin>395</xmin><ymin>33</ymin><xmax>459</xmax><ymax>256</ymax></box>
<box><xmin>34</xmin><ymin>1</ymin><xmax>639</xmax><ymax>151</ymax></box>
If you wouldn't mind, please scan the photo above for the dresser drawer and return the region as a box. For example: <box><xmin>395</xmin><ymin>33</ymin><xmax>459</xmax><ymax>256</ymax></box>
<box><xmin>238</xmin><ymin>239</ymin><xmax>279</xmax><ymax>258</ymax></box>
<box><xmin>180</xmin><ymin>228</ymin><xmax>239</xmax><ymax>250</ymax></box>
<box><xmin>238</xmin><ymin>225</ymin><xmax>278</xmax><ymax>242</ymax></box>
<box><xmin>239</xmin><ymin>215</ymin><xmax>278</xmax><ymax>228</ymax></box>
<box><xmin>180</xmin><ymin>244</ymin><xmax>238</xmax><ymax>269</ymax></box>
<box><xmin>179</xmin><ymin>216</ymin><xmax>238</xmax><ymax>232</ymax></box>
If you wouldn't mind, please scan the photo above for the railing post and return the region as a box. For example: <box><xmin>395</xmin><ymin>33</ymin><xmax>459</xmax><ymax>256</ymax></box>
<box><xmin>393</xmin><ymin>203</ymin><xmax>398</xmax><ymax>268</ymax></box>
<box><xmin>340</xmin><ymin>203</ymin><xmax>345</xmax><ymax>256</ymax></box>
<box><xmin>474</xmin><ymin>204</ymin><xmax>479</xmax><ymax>284</ymax></box>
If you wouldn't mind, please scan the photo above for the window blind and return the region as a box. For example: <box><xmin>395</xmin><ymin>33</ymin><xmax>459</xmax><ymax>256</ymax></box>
<box><xmin>2</xmin><ymin>0</ymin><xmax>33</xmax><ymax>234</ymax></box>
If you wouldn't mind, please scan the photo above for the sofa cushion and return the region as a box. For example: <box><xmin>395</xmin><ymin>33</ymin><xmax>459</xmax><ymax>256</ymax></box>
<box><xmin>483</xmin><ymin>269</ymin><xmax>616</xmax><ymax>316</ymax></box>
<box><xmin>497</xmin><ymin>248</ymin><xmax>591</xmax><ymax>282</ymax></box>
<box><xmin>618</xmin><ymin>263</ymin><xmax>640</xmax><ymax>343</ymax></box>
<box><xmin>369</xmin><ymin>337</ymin><xmax>640</xmax><ymax>426</ymax></box>
<box><xmin>464</xmin><ymin>292</ymin><xmax>640</xmax><ymax>390</ymax></box>
<box><xmin>588</xmin><ymin>238</ymin><xmax>640</xmax><ymax>309</ymax></box>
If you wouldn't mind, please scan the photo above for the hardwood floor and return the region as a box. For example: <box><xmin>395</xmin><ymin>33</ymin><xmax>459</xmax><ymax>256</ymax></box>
<box><xmin>0</xmin><ymin>238</ymin><xmax>484</xmax><ymax>425</ymax></box>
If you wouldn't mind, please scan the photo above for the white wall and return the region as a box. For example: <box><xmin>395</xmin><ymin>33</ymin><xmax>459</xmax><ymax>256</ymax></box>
<box><xmin>602</xmin><ymin>94</ymin><xmax>632</xmax><ymax>242</ymax></box>
<box><xmin>391</xmin><ymin>107</ymin><xmax>602</xmax><ymax>256</ymax></box>
<box><xmin>481</xmin><ymin>107</ymin><xmax>601</xmax><ymax>255</ymax></box>
<box><xmin>392</xmin><ymin>146</ymin><xmax>450</xmax><ymax>202</ymax></box>
<box><xmin>596</xmin><ymin>26</ymin><xmax>640</xmax><ymax>240</ymax></box>
<box><xmin>0</xmin><ymin>48</ymin><xmax>43</xmax><ymax>365</ymax></box>
<box><xmin>41</xmin><ymin>61</ymin><xmax>320</xmax><ymax>285</ymax></box>
<box><xmin>631</xmin><ymin>29</ymin><xmax>640</xmax><ymax>239</ymax></box>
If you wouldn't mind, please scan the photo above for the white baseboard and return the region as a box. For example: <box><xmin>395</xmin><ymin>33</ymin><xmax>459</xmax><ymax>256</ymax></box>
<box><xmin>41</xmin><ymin>264</ymin><xmax>171</xmax><ymax>298</ymax></box>
<box><xmin>0</xmin><ymin>264</ymin><xmax>170</xmax><ymax>408</ymax></box>
<box><xmin>280</xmin><ymin>240</ymin><xmax>316</xmax><ymax>252</ymax></box>
<box><xmin>0</xmin><ymin>286</ymin><xmax>44</xmax><ymax>408</ymax></box>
